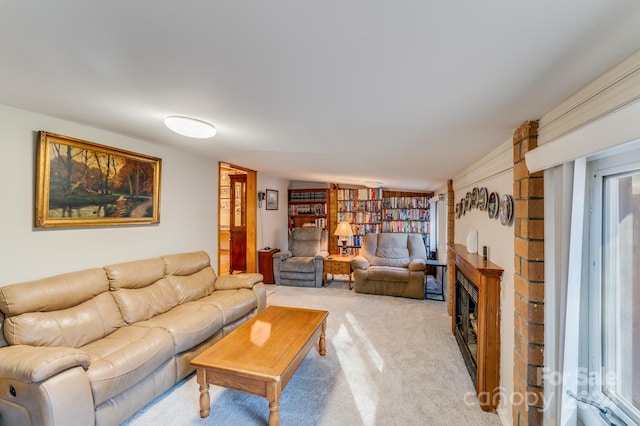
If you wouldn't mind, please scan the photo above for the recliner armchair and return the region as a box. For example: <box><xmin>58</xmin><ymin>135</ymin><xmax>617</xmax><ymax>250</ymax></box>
<box><xmin>351</xmin><ymin>233</ymin><xmax>427</xmax><ymax>299</ymax></box>
<box><xmin>272</xmin><ymin>227</ymin><xmax>329</xmax><ymax>287</ymax></box>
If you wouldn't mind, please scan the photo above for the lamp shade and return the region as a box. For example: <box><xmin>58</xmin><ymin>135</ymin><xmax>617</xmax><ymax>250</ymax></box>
<box><xmin>334</xmin><ymin>221</ymin><xmax>354</xmax><ymax>238</ymax></box>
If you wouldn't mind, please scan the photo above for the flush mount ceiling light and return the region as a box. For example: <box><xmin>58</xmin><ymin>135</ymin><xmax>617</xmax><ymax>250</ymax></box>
<box><xmin>164</xmin><ymin>116</ymin><xmax>216</xmax><ymax>139</ymax></box>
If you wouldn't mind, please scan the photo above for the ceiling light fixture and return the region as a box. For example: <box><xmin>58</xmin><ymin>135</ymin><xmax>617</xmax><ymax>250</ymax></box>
<box><xmin>164</xmin><ymin>116</ymin><xmax>216</xmax><ymax>139</ymax></box>
<box><xmin>363</xmin><ymin>181</ymin><xmax>383</xmax><ymax>188</ymax></box>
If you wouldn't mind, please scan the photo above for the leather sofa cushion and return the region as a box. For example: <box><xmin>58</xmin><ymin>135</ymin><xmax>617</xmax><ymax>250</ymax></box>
<box><xmin>166</xmin><ymin>267</ymin><xmax>216</xmax><ymax>304</ymax></box>
<box><xmin>200</xmin><ymin>289</ymin><xmax>257</xmax><ymax>325</ymax></box>
<box><xmin>163</xmin><ymin>251</ymin><xmax>211</xmax><ymax>276</ymax></box>
<box><xmin>110</xmin><ymin>278</ymin><xmax>178</xmax><ymax>325</ymax></box>
<box><xmin>82</xmin><ymin>325</ymin><xmax>174</xmax><ymax>406</ymax></box>
<box><xmin>4</xmin><ymin>292</ymin><xmax>124</xmax><ymax>347</ymax></box>
<box><xmin>0</xmin><ymin>268</ymin><xmax>109</xmax><ymax>316</ymax></box>
<box><xmin>135</xmin><ymin>301</ymin><xmax>223</xmax><ymax>353</ymax></box>
<box><xmin>367</xmin><ymin>266</ymin><xmax>411</xmax><ymax>282</ymax></box>
<box><xmin>279</xmin><ymin>256</ymin><xmax>315</xmax><ymax>273</ymax></box>
<box><xmin>105</xmin><ymin>257</ymin><xmax>166</xmax><ymax>290</ymax></box>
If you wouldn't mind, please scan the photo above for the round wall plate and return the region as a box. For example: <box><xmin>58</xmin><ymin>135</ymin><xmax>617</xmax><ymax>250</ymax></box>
<box><xmin>471</xmin><ymin>187</ymin><xmax>478</xmax><ymax>207</ymax></box>
<box><xmin>477</xmin><ymin>187</ymin><xmax>488</xmax><ymax>210</ymax></box>
<box><xmin>499</xmin><ymin>194</ymin><xmax>514</xmax><ymax>225</ymax></box>
<box><xmin>488</xmin><ymin>192</ymin><xmax>499</xmax><ymax>219</ymax></box>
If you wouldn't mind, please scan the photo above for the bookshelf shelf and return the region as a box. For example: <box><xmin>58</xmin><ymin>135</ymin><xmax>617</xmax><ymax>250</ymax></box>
<box><xmin>288</xmin><ymin>189</ymin><xmax>329</xmax><ymax>230</ymax></box>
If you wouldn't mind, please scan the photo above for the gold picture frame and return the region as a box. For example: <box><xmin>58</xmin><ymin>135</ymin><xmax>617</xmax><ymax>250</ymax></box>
<box><xmin>35</xmin><ymin>131</ymin><xmax>161</xmax><ymax>228</ymax></box>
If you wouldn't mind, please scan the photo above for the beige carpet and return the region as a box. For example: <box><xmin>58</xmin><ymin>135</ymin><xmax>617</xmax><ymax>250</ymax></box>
<box><xmin>122</xmin><ymin>281</ymin><xmax>502</xmax><ymax>426</ymax></box>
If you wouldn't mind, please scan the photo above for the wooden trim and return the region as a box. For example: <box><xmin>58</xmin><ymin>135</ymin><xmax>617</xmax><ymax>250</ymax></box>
<box><xmin>449</xmin><ymin>243</ymin><xmax>503</xmax><ymax>412</ymax></box>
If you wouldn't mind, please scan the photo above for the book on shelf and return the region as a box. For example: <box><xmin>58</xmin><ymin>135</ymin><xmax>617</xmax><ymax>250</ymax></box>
<box><xmin>289</xmin><ymin>203</ymin><xmax>326</xmax><ymax>215</ymax></box>
<box><xmin>337</xmin><ymin>200</ymin><xmax>383</xmax><ymax>212</ymax></box>
<box><xmin>381</xmin><ymin>221</ymin><xmax>430</xmax><ymax>233</ymax></box>
<box><xmin>289</xmin><ymin>190</ymin><xmax>327</xmax><ymax>201</ymax></box>
<box><xmin>383</xmin><ymin>196</ymin><xmax>429</xmax><ymax>209</ymax></box>
<box><xmin>336</xmin><ymin>188</ymin><xmax>383</xmax><ymax>201</ymax></box>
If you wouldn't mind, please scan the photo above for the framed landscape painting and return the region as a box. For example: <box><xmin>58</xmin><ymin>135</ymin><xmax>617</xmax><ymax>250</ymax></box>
<box><xmin>35</xmin><ymin>131</ymin><xmax>162</xmax><ymax>228</ymax></box>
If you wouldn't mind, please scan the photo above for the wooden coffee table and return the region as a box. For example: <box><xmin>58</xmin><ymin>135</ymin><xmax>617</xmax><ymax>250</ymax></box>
<box><xmin>190</xmin><ymin>305</ymin><xmax>328</xmax><ymax>426</ymax></box>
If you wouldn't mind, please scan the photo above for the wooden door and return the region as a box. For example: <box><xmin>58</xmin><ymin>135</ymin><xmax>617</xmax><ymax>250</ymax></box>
<box><xmin>229</xmin><ymin>174</ymin><xmax>247</xmax><ymax>273</ymax></box>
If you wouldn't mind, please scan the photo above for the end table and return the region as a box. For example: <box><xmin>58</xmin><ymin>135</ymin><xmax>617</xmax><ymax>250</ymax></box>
<box><xmin>258</xmin><ymin>248</ymin><xmax>279</xmax><ymax>284</ymax></box>
<box><xmin>323</xmin><ymin>255</ymin><xmax>354</xmax><ymax>289</ymax></box>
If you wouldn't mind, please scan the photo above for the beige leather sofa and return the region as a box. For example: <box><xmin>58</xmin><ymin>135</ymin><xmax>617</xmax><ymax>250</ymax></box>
<box><xmin>351</xmin><ymin>233</ymin><xmax>427</xmax><ymax>299</ymax></box>
<box><xmin>0</xmin><ymin>251</ymin><xmax>266</xmax><ymax>426</ymax></box>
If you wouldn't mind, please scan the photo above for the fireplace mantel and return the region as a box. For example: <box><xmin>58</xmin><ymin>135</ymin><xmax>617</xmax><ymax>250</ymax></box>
<box><xmin>448</xmin><ymin>243</ymin><xmax>503</xmax><ymax>412</ymax></box>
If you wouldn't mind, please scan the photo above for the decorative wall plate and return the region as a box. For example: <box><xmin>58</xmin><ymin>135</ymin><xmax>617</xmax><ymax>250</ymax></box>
<box><xmin>488</xmin><ymin>192</ymin><xmax>499</xmax><ymax>219</ymax></box>
<box><xmin>465</xmin><ymin>192</ymin><xmax>471</xmax><ymax>212</ymax></box>
<box><xmin>471</xmin><ymin>187</ymin><xmax>478</xmax><ymax>207</ymax></box>
<box><xmin>477</xmin><ymin>187</ymin><xmax>488</xmax><ymax>210</ymax></box>
<box><xmin>499</xmin><ymin>194</ymin><xmax>514</xmax><ymax>225</ymax></box>
<box><xmin>461</xmin><ymin>199</ymin><xmax>466</xmax><ymax>215</ymax></box>
<box><xmin>455</xmin><ymin>202</ymin><xmax>460</xmax><ymax>218</ymax></box>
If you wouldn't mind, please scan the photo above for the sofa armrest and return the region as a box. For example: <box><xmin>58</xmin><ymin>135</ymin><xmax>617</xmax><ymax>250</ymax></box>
<box><xmin>351</xmin><ymin>255</ymin><xmax>370</xmax><ymax>270</ymax></box>
<box><xmin>215</xmin><ymin>273</ymin><xmax>264</xmax><ymax>290</ymax></box>
<box><xmin>272</xmin><ymin>250</ymin><xmax>292</xmax><ymax>260</ymax></box>
<box><xmin>314</xmin><ymin>250</ymin><xmax>330</xmax><ymax>260</ymax></box>
<box><xmin>408</xmin><ymin>258</ymin><xmax>427</xmax><ymax>271</ymax></box>
<box><xmin>0</xmin><ymin>345</ymin><xmax>90</xmax><ymax>383</ymax></box>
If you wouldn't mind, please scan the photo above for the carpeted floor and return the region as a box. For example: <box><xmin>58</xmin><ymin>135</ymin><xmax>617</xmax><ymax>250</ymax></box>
<box><xmin>122</xmin><ymin>280</ymin><xmax>502</xmax><ymax>426</ymax></box>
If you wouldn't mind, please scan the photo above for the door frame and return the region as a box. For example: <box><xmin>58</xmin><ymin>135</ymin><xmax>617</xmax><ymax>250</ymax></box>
<box><xmin>218</xmin><ymin>162</ymin><xmax>257</xmax><ymax>274</ymax></box>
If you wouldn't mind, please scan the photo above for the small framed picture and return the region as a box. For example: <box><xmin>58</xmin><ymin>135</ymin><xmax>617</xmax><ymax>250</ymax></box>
<box><xmin>266</xmin><ymin>189</ymin><xmax>278</xmax><ymax>210</ymax></box>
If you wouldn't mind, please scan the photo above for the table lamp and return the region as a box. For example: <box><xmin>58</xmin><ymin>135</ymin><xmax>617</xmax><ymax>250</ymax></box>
<box><xmin>334</xmin><ymin>221</ymin><xmax>353</xmax><ymax>256</ymax></box>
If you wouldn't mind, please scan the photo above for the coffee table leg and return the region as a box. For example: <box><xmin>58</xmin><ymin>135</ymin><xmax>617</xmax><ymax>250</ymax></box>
<box><xmin>267</xmin><ymin>382</ymin><xmax>281</xmax><ymax>426</ymax></box>
<box><xmin>199</xmin><ymin>383</ymin><xmax>210</xmax><ymax>418</ymax></box>
<box><xmin>319</xmin><ymin>320</ymin><xmax>327</xmax><ymax>356</ymax></box>
<box><xmin>196</xmin><ymin>369</ymin><xmax>211</xmax><ymax>418</ymax></box>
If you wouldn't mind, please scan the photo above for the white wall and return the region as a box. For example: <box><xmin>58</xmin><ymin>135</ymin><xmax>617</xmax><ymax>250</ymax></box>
<box><xmin>0</xmin><ymin>104</ymin><xmax>219</xmax><ymax>285</ymax></box>
<box><xmin>451</xmin><ymin>139</ymin><xmax>515</xmax><ymax>426</ymax></box>
<box><xmin>256</xmin><ymin>174</ymin><xmax>290</xmax><ymax>251</ymax></box>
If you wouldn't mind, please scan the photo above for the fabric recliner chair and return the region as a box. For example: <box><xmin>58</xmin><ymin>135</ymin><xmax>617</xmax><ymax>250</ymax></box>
<box><xmin>351</xmin><ymin>233</ymin><xmax>428</xmax><ymax>299</ymax></box>
<box><xmin>272</xmin><ymin>227</ymin><xmax>329</xmax><ymax>287</ymax></box>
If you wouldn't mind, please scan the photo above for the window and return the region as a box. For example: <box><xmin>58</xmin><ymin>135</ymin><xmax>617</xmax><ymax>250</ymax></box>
<box><xmin>584</xmin><ymin>149</ymin><xmax>640</xmax><ymax>425</ymax></box>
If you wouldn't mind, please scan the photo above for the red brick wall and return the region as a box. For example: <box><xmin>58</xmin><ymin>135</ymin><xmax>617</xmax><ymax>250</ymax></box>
<box><xmin>513</xmin><ymin>121</ymin><xmax>545</xmax><ymax>425</ymax></box>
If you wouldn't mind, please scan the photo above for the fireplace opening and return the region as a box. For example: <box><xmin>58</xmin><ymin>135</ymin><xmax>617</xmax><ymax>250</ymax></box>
<box><xmin>455</xmin><ymin>269</ymin><xmax>479</xmax><ymax>387</ymax></box>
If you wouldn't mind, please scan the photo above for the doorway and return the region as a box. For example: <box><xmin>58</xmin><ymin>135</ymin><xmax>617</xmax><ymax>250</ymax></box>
<box><xmin>218</xmin><ymin>163</ymin><xmax>257</xmax><ymax>275</ymax></box>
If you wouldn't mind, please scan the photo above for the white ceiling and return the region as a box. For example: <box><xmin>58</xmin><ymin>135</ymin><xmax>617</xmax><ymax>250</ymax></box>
<box><xmin>2</xmin><ymin>1</ymin><xmax>640</xmax><ymax>191</ymax></box>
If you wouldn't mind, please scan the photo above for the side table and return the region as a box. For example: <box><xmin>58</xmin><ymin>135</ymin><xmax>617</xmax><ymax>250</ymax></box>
<box><xmin>425</xmin><ymin>259</ymin><xmax>446</xmax><ymax>301</ymax></box>
<box><xmin>323</xmin><ymin>255</ymin><xmax>354</xmax><ymax>289</ymax></box>
<box><xmin>258</xmin><ymin>248</ymin><xmax>280</xmax><ymax>284</ymax></box>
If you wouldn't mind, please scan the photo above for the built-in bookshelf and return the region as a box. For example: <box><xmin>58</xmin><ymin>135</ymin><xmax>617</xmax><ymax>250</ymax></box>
<box><xmin>382</xmin><ymin>192</ymin><xmax>431</xmax><ymax>251</ymax></box>
<box><xmin>288</xmin><ymin>189</ymin><xmax>329</xmax><ymax>230</ymax></box>
<box><xmin>328</xmin><ymin>186</ymin><xmax>433</xmax><ymax>255</ymax></box>
<box><xmin>335</xmin><ymin>188</ymin><xmax>383</xmax><ymax>254</ymax></box>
